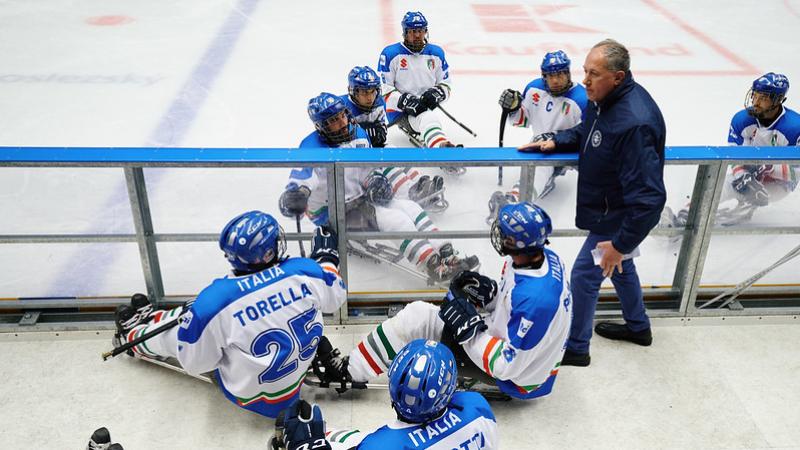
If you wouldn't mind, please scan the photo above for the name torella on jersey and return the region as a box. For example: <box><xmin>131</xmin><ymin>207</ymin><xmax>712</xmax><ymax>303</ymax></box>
<box><xmin>378</xmin><ymin>42</ymin><xmax>451</xmax><ymax>105</ymax></box>
<box><xmin>324</xmin><ymin>392</ymin><xmax>498</xmax><ymax>450</ymax></box>
<box><xmin>176</xmin><ymin>258</ymin><xmax>346</xmax><ymax>417</ymax></box>
<box><xmin>462</xmin><ymin>249</ymin><xmax>572</xmax><ymax>399</ymax></box>
<box><xmin>287</xmin><ymin>127</ymin><xmax>374</xmax><ymax>226</ymax></box>
<box><xmin>508</xmin><ymin>78</ymin><xmax>587</xmax><ymax>139</ymax></box>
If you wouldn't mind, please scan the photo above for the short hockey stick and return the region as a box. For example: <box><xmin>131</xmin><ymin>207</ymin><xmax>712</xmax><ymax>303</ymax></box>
<box><xmin>101</xmin><ymin>316</ymin><xmax>181</xmax><ymax>361</ymax></box>
<box><xmin>498</xmin><ymin>109</ymin><xmax>509</xmax><ymax>186</ymax></box>
<box><xmin>437</xmin><ymin>105</ymin><xmax>477</xmax><ymax>137</ymax></box>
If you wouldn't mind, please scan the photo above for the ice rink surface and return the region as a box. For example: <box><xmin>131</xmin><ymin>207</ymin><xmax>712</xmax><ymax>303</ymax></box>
<box><xmin>1</xmin><ymin>0</ymin><xmax>799</xmax><ymax>448</ymax></box>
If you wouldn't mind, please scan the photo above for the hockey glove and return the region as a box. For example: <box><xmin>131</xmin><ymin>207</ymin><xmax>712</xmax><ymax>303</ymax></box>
<box><xmin>397</xmin><ymin>93</ymin><xmax>427</xmax><ymax>117</ymax></box>
<box><xmin>732</xmin><ymin>172</ymin><xmax>769</xmax><ymax>206</ymax></box>
<box><xmin>360</xmin><ymin>121</ymin><xmax>387</xmax><ymax>148</ymax></box>
<box><xmin>449</xmin><ymin>271</ymin><xmax>498</xmax><ymax>309</ymax></box>
<box><xmin>282</xmin><ymin>400</ymin><xmax>332</xmax><ymax>450</ymax></box>
<box><xmin>498</xmin><ymin>89</ymin><xmax>522</xmax><ymax>112</ymax></box>
<box><xmin>279</xmin><ymin>186</ymin><xmax>311</xmax><ymax>218</ymax></box>
<box><xmin>421</xmin><ymin>85</ymin><xmax>448</xmax><ymax>110</ymax></box>
<box><xmin>532</xmin><ymin>132</ymin><xmax>556</xmax><ymax>143</ymax></box>
<box><xmin>310</xmin><ymin>226</ymin><xmax>339</xmax><ymax>267</ymax></box>
<box><xmin>438</xmin><ymin>291</ymin><xmax>488</xmax><ymax>345</ymax></box>
<box><xmin>364</xmin><ymin>173</ymin><xmax>393</xmax><ymax>206</ymax></box>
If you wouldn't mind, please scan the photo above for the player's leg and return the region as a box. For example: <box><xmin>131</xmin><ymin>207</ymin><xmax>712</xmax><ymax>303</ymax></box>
<box><xmin>348</xmin><ymin>301</ymin><xmax>444</xmax><ymax>381</ymax></box>
<box><xmin>114</xmin><ymin>294</ymin><xmax>182</xmax><ymax>359</ymax></box>
<box><xmin>379</xmin><ymin>166</ymin><xmax>421</xmax><ymax>199</ymax></box>
<box><xmin>374</xmin><ymin>203</ymin><xmax>438</xmax><ymax>269</ymax></box>
<box><xmin>407</xmin><ymin>110</ymin><xmax>451</xmax><ymax>148</ymax></box>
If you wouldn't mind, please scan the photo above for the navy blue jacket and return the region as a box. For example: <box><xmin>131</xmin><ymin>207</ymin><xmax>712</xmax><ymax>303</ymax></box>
<box><xmin>553</xmin><ymin>71</ymin><xmax>666</xmax><ymax>254</ymax></box>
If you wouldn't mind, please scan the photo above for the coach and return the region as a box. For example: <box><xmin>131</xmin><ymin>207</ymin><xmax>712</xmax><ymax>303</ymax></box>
<box><xmin>519</xmin><ymin>39</ymin><xmax>666</xmax><ymax>366</ymax></box>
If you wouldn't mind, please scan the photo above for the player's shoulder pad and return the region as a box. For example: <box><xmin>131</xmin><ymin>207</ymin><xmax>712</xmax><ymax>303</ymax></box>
<box><xmin>523</xmin><ymin>78</ymin><xmax>547</xmax><ymax>96</ymax></box>
<box><xmin>378</xmin><ymin>43</ymin><xmax>409</xmax><ymax>70</ymax></box>
<box><xmin>299</xmin><ymin>131</ymin><xmax>327</xmax><ymax>148</ymax></box>
<box><xmin>778</xmin><ymin>107</ymin><xmax>800</xmax><ymax>144</ymax></box>
<box><xmin>449</xmin><ymin>391</ymin><xmax>496</xmax><ymax>422</ymax></box>
<box><xmin>730</xmin><ymin>109</ymin><xmax>756</xmax><ymax>132</ymax></box>
<box><xmin>420</xmin><ymin>43</ymin><xmax>447</xmax><ymax>59</ymax></box>
<box><xmin>564</xmin><ymin>84</ymin><xmax>588</xmax><ymax>108</ymax></box>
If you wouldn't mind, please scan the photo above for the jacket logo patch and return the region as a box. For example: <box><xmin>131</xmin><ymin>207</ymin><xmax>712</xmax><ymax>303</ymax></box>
<box><xmin>532</xmin><ymin>92</ymin><xmax>540</xmax><ymax>105</ymax></box>
<box><xmin>400</xmin><ymin>58</ymin><xmax>407</xmax><ymax>69</ymax></box>
<box><xmin>517</xmin><ymin>317</ymin><xmax>533</xmax><ymax>338</ymax></box>
<box><xmin>591</xmin><ymin>130</ymin><xmax>602</xmax><ymax>147</ymax></box>
<box><xmin>427</xmin><ymin>59</ymin><xmax>435</xmax><ymax>70</ymax></box>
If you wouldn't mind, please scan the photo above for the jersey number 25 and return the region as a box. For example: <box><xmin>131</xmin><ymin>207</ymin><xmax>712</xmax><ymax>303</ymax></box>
<box><xmin>250</xmin><ymin>306</ymin><xmax>322</xmax><ymax>384</ymax></box>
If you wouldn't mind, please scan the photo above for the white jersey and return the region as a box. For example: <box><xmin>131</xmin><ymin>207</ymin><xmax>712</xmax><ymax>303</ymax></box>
<box><xmin>727</xmin><ymin>106</ymin><xmax>800</xmax><ymax>190</ymax></box>
<box><xmin>378</xmin><ymin>42</ymin><xmax>451</xmax><ymax>105</ymax></box>
<box><xmin>175</xmin><ymin>258</ymin><xmax>346</xmax><ymax>417</ymax></box>
<box><xmin>326</xmin><ymin>392</ymin><xmax>497</xmax><ymax>450</ymax></box>
<box><xmin>462</xmin><ymin>249</ymin><xmax>572</xmax><ymax>399</ymax></box>
<box><xmin>288</xmin><ymin>128</ymin><xmax>375</xmax><ymax>226</ymax></box>
<box><xmin>507</xmin><ymin>78</ymin><xmax>587</xmax><ymax>139</ymax></box>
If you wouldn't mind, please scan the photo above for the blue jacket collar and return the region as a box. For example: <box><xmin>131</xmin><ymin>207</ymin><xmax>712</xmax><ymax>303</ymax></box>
<box><xmin>598</xmin><ymin>70</ymin><xmax>635</xmax><ymax>108</ymax></box>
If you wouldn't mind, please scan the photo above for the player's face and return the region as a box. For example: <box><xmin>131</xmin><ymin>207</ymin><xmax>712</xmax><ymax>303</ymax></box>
<box><xmin>405</xmin><ymin>28</ymin><xmax>426</xmax><ymax>47</ymax></box>
<box><xmin>749</xmin><ymin>91</ymin><xmax>778</xmax><ymax>117</ymax></box>
<box><xmin>324</xmin><ymin>110</ymin><xmax>349</xmax><ymax>135</ymax></box>
<box><xmin>544</xmin><ymin>72</ymin><xmax>570</xmax><ymax>94</ymax></box>
<box><xmin>582</xmin><ymin>47</ymin><xmax>624</xmax><ymax>102</ymax></box>
<box><xmin>353</xmin><ymin>88</ymin><xmax>377</xmax><ymax>109</ymax></box>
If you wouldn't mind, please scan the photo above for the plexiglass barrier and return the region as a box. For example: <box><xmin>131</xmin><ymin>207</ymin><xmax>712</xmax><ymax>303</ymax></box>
<box><xmin>1</xmin><ymin>146</ymin><xmax>798</xmax><ymax>327</ymax></box>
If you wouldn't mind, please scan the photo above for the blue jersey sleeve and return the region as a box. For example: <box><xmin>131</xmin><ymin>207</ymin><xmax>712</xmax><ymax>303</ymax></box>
<box><xmin>507</xmin><ymin>277</ymin><xmax>560</xmax><ymax>351</ymax></box>
<box><xmin>728</xmin><ymin>109</ymin><xmax>751</xmax><ymax>145</ymax></box>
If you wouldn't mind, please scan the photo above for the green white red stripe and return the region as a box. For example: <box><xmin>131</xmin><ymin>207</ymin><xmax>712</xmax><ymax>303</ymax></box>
<box><xmin>235</xmin><ymin>373</ymin><xmax>305</xmax><ymax>406</ymax></box>
<box><xmin>482</xmin><ymin>337</ymin><xmax>504</xmax><ymax>376</ymax></box>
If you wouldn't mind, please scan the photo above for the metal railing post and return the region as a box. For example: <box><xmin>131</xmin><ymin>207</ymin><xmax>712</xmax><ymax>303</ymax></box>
<box><xmin>124</xmin><ymin>167</ymin><xmax>165</xmax><ymax>304</ymax></box>
<box><xmin>331</xmin><ymin>164</ymin><xmax>349</xmax><ymax>325</ymax></box>
<box><xmin>673</xmin><ymin>162</ymin><xmax>728</xmax><ymax>315</ymax></box>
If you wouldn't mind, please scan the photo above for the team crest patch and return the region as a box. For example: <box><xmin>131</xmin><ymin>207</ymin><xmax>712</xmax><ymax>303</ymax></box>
<box><xmin>517</xmin><ymin>317</ymin><xmax>533</xmax><ymax>338</ymax></box>
<box><xmin>502</xmin><ymin>347</ymin><xmax>517</xmax><ymax>363</ymax></box>
<box><xmin>427</xmin><ymin>59</ymin><xmax>435</xmax><ymax>70</ymax></box>
<box><xmin>591</xmin><ymin>130</ymin><xmax>602</xmax><ymax>147</ymax></box>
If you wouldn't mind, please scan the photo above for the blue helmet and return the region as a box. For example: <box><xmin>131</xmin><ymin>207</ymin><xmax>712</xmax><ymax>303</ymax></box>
<box><xmin>746</xmin><ymin>73</ymin><xmax>789</xmax><ymax>119</ymax></box>
<box><xmin>388</xmin><ymin>339</ymin><xmax>457</xmax><ymax>423</ymax></box>
<box><xmin>540</xmin><ymin>50</ymin><xmax>571</xmax><ymax>75</ymax></box>
<box><xmin>491</xmin><ymin>202</ymin><xmax>552</xmax><ymax>255</ymax></box>
<box><xmin>219</xmin><ymin>211</ymin><xmax>286</xmax><ymax>273</ymax></box>
<box><xmin>307</xmin><ymin>92</ymin><xmax>356</xmax><ymax>145</ymax></box>
<box><xmin>401</xmin><ymin>11</ymin><xmax>428</xmax><ymax>32</ymax></box>
<box><xmin>540</xmin><ymin>50</ymin><xmax>573</xmax><ymax>95</ymax></box>
<box><xmin>348</xmin><ymin>66</ymin><xmax>381</xmax><ymax>110</ymax></box>
<box><xmin>752</xmin><ymin>72</ymin><xmax>789</xmax><ymax>97</ymax></box>
<box><xmin>401</xmin><ymin>11</ymin><xmax>428</xmax><ymax>53</ymax></box>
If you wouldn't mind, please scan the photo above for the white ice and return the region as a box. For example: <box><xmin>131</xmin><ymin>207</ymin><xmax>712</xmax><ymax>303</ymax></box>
<box><xmin>1</xmin><ymin>0</ymin><xmax>799</xmax><ymax>448</ymax></box>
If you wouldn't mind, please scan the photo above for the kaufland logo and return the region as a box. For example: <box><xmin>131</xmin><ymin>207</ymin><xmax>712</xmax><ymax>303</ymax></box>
<box><xmin>471</xmin><ymin>4</ymin><xmax>599</xmax><ymax>33</ymax></box>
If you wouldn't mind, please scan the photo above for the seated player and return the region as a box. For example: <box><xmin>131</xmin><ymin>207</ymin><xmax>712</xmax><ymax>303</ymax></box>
<box><xmin>111</xmin><ymin>211</ymin><xmax>346</xmax><ymax>418</ymax></box>
<box><xmin>269</xmin><ymin>340</ymin><xmax>498</xmax><ymax>450</ymax></box>
<box><xmin>280</xmin><ymin>92</ymin><xmax>478</xmax><ymax>282</ymax></box>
